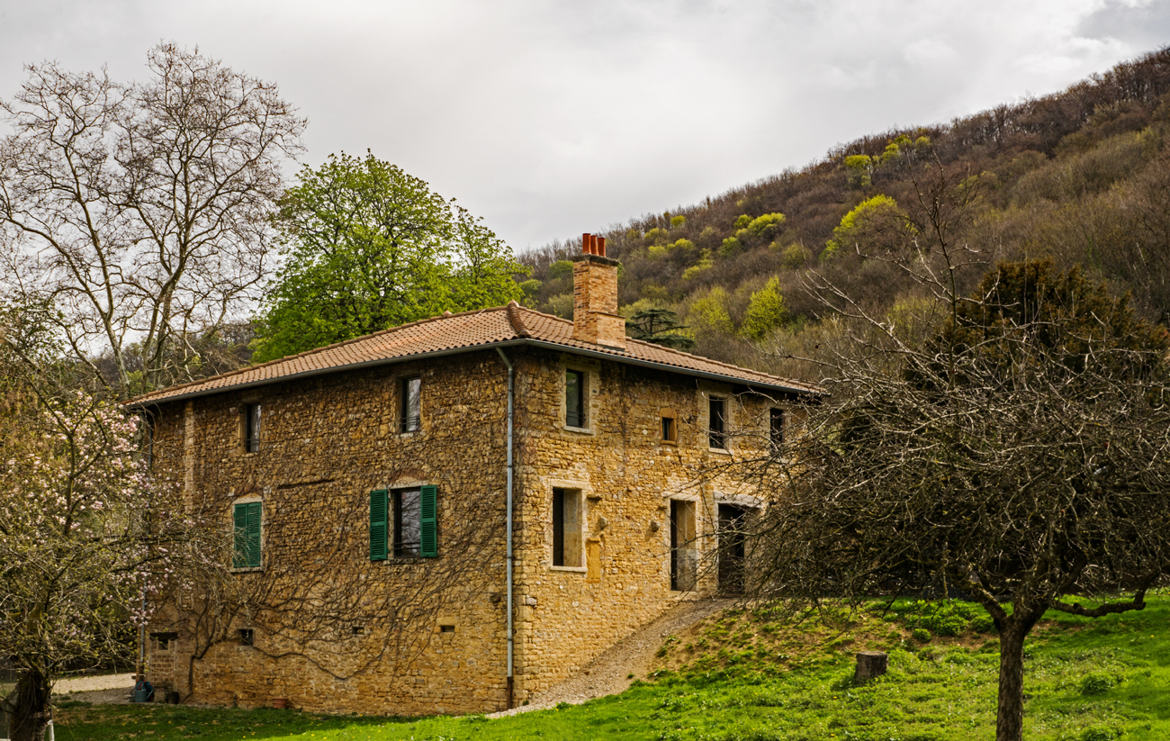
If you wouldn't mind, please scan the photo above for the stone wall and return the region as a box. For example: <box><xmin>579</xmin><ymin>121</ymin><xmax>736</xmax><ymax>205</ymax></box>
<box><xmin>146</xmin><ymin>350</ymin><xmax>511</xmax><ymax>715</ymax></box>
<box><xmin>145</xmin><ymin>343</ymin><xmax>798</xmax><ymax>715</ymax></box>
<box><xmin>508</xmin><ymin>347</ymin><xmax>791</xmax><ymax>701</ymax></box>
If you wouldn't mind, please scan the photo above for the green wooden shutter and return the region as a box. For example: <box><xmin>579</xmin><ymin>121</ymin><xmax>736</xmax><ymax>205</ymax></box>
<box><xmin>369</xmin><ymin>489</ymin><xmax>388</xmax><ymax>561</ymax></box>
<box><xmin>420</xmin><ymin>485</ymin><xmax>438</xmax><ymax>558</ymax></box>
<box><xmin>232</xmin><ymin>503</ymin><xmax>247</xmax><ymax>568</ymax></box>
<box><xmin>233</xmin><ymin>502</ymin><xmax>262</xmax><ymax>569</ymax></box>
<box><xmin>244</xmin><ymin>502</ymin><xmax>262</xmax><ymax>568</ymax></box>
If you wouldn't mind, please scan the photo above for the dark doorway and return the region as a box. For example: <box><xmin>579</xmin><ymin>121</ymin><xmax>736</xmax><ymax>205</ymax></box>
<box><xmin>717</xmin><ymin>503</ymin><xmax>749</xmax><ymax>594</ymax></box>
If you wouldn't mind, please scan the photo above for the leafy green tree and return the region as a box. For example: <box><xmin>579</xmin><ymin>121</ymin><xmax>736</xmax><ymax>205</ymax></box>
<box><xmin>740</xmin><ymin>277</ymin><xmax>789</xmax><ymax>341</ymax></box>
<box><xmin>844</xmin><ymin>154</ymin><xmax>873</xmax><ymax>187</ymax></box>
<box><xmin>253</xmin><ymin>152</ymin><xmax>524</xmax><ymax>361</ymax></box>
<box><xmin>687</xmin><ymin>287</ymin><xmax>734</xmax><ymax>335</ymax></box>
<box><xmin>822</xmin><ymin>194</ymin><xmax>914</xmax><ymax>260</ymax></box>
<box><xmin>625</xmin><ymin>308</ymin><xmax>695</xmax><ymax>350</ymax></box>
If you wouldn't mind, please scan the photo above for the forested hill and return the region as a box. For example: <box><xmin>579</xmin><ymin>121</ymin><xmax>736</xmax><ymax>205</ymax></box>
<box><xmin>518</xmin><ymin>47</ymin><xmax>1170</xmax><ymax>380</ymax></box>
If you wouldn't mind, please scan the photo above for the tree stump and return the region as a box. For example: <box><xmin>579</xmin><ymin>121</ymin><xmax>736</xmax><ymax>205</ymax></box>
<box><xmin>855</xmin><ymin>651</ymin><xmax>888</xmax><ymax>682</ymax></box>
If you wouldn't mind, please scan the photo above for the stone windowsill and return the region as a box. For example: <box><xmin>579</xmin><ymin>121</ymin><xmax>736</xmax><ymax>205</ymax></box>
<box><xmin>549</xmin><ymin>565</ymin><xmax>587</xmax><ymax>574</ymax></box>
<box><xmin>562</xmin><ymin>424</ymin><xmax>594</xmax><ymax>435</ymax></box>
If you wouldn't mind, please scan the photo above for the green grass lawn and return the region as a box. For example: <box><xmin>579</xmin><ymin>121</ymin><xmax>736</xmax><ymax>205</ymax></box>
<box><xmin>53</xmin><ymin>593</ymin><xmax>1170</xmax><ymax>740</ymax></box>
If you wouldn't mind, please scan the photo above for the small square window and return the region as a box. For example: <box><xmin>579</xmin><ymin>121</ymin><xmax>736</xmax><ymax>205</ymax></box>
<box><xmin>565</xmin><ymin>369</ymin><xmax>586</xmax><ymax>428</ymax></box>
<box><xmin>151</xmin><ymin>632</ymin><xmax>178</xmax><ymax>651</ymax></box>
<box><xmin>243</xmin><ymin>403</ymin><xmax>261</xmax><ymax>453</ymax></box>
<box><xmin>552</xmin><ymin>487</ymin><xmax>583</xmax><ymax>567</ymax></box>
<box><xmin>400</xmin><ymin>376</ymin><xmax>421</xmax><ymax>433</ymax></box>
<box><xmin>708</xmin><ymin>397</ymin><xmax>727</xmax><ymax>450</ymax></box>
<box><xmin>661</xmin><ymin>415</ymin><xmax>677</xmax><ymax>443</ymax></box>
<box><xmin>238</xmin><ymin>628</ymin><xmax>254</xmax><ymax>646</ymax></box>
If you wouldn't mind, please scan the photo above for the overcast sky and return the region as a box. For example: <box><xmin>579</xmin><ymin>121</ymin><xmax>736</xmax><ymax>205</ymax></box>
<box><xmin>1</xmin><ymin>0</ymin><xmax>1168</xmax><ymax>252</ymax></box>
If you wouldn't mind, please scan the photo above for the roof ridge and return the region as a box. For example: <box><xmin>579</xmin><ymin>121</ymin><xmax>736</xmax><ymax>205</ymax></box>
<box><xmin>511</xmin><ymin>304</ymin><xmax>817</xmax><ymax>391</ymax></box>
<box><xmin>505</xmin><ymin>300</ymin><xmax>532</xmax><ymax>338</ymax></box>
<box><xmin>128</xmin><ymin>305</ymin><xmax>510</xmax><ymax>404</ymax></box>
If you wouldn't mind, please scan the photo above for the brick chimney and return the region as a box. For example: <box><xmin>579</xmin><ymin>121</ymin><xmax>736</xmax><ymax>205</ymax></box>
<box><xmin>572</xmin><ymin>233</ymin><xmax>626</xmax><ymax>350</ymax></box>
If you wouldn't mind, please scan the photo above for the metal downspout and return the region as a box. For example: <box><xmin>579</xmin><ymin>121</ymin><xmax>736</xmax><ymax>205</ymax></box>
<box><xmin>495</xmin><ymin>347</ymin><xmax>515</xmax><ymax>708</ymax></box>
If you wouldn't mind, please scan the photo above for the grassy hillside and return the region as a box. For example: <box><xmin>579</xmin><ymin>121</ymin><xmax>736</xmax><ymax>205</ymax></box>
<box><xmin>55</xmin><ymin>593</ymin><xmax>1170</xmax><ymax>740</ymax></box>
<box><xmin>520</xmin><ymin>47</ymin><xmax>1170</xmax><ymax>380</ymax></box>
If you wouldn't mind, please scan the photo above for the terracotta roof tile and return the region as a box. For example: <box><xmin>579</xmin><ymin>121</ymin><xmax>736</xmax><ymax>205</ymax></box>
<box><xmin>129</xmin><ymin>304</ymin><xmax>820</xmax><ymax>406</ymax></box>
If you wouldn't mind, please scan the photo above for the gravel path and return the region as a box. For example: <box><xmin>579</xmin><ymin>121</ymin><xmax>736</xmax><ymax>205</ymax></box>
<box><xmin>52</xmin><ymin>673</ymin><xmax>136</xmax><ymax>705</ymax></box>
<box><xmin>489</xmin><ymin>597</ymin><xmax>731</xmax><ymax>717</ymax></box>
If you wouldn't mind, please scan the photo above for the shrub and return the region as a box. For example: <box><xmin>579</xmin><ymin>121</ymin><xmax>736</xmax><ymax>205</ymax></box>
<box><xmin>644</xmin><ymin>227</ymin><xmax>670</xmax><ymax>245</ymax></box>
<box><xmin>1080</xmin><ymin>673</ymin><xmax>1116</xmax><ymax>696</ymax></box>
<box><xmin>719</xmin><ymin>237</ymin><xmax>743</xmax><ymax>257</ymax></box>
<box><xmin>780</xmin><ymin>242</ymin><xmax>811</xmax><ymax>269</ymax></box>
<box><xmin>744</xmin><ymin>212</ymin><xmax>786</xmax><ymax>241</ymax></box>
<box><xmin>912</xmin><ymin>627</ymin><xmax>932</xmax><ymax>643</ymax></box>
<box><xmin>670</xmin><ymin>214</ymin><xmax>686</xmax><ymax>229</ymax></box>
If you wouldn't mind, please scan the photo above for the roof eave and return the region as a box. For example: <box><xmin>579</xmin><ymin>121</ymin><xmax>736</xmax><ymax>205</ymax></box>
<box><xmin>519</xmin><ymin>339</ymin><xmax>818</xmax><ymax>397</ymax></box>
<box><xmin>127</xmin><ymin>337</ymin><xmax>821</xmax><ymax>409</ymax></box>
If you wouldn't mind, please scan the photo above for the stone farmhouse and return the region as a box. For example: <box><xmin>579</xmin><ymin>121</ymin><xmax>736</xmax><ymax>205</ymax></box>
<box><xmin>131</xmin><ymin>233</ymin><xmax>819</xmax><ymax>715</ymax></box>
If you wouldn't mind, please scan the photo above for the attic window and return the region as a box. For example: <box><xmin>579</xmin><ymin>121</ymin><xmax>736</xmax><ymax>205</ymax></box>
<box><xmin>238</xmin><ymin>628</ymin><xmax>254</xmax><ymax>646</ymax></box>
<box><xmin>243</xmin><ymin>403</ymin><xmax>261</xmax><ymax>453</ymax></box>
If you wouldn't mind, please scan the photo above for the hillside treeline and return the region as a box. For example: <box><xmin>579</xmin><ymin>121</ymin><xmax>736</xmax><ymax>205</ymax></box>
<box><xmin>519</xmin><ymin>47</ymin><xmax>1170</xmax><ymax>381</ymax></box>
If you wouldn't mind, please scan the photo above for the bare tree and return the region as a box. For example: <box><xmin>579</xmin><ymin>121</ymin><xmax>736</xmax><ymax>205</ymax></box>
<box><xmin>747</xmin><ymin>260</ymin><xmax>1170</xmax><ymax>741</ymax></box>
<box><xmin>0</xmin><ymin>43</ymin><xmax>304</xmax><ymax>395</ymax></box>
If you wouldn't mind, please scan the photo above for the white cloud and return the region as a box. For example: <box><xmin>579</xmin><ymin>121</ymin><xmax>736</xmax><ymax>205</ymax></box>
<box><xmin>0</xmin><ymin>0</ymin><xmax>1165</xmax><ymax>251</ymax></box>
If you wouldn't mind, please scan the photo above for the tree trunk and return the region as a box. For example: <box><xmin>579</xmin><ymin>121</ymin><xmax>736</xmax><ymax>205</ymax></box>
<box><xmin>996</xmin><ymin>626</ymin><xmax>1027</xmax><ymax>741</ymax></box>
<box><xmin>8</xmin><ymin>669</ymin><xmax>50</xmax><ymax>741</ymax></box>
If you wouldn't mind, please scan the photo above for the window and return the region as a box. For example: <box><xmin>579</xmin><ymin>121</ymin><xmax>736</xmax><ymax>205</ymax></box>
<box><xmin>232</xmin><ymin>501</ymin><xmax>261</xmax><ymax>569</ymax></box>
<box><xmin>659</xmin><ymin>407</ymin><xmax>678</xmax><ymax>442</ymax></box>
<box><xmin>394</xmin><ymin>487</ymin><xmax>421</xmax><ymax>557</ymax></box>
<box><xmin>400</xmin><ymin>376</ymin><xmax>421</xmax><ymax>433</ymax></box>
<box><xmin>238</xmin><ymin>628</ymin><xmax>254</xmax><ymax>646</ymax></box>
<box><xmin>150</xmin><ymin>632</ymin><xmax>178</xmax><ymax>651</ymax></box>
<box><xmin>371</xmin><ymin>485</ymin><xmax>438</xmax><ymax>559</ymax></box>
<box><xmin>769</xmin><ymin>408</ymin><xmax>785</xmax><ymax>450</ymax></box>
<box><xmin>243</xmin><ymin>403</ymin><xmax>261</xmax><ymax>453</ymax></box>
<box><xmin>565</xmin><ymin>369</ymin><xmax>586</xmax><ymax>428</ymax></box>
<box><xmin>670</xmin><ymin>500</ymin><xmax>697</xmax><ymax>591</ymax></box>
<box><xmin>708</xmin><ymin>396</ymin><xmax>727</xmax><ymax>449</ymax></box>
<box><xmin>552</xmin><ymin>487</ymin><xmax>583</xmax><ymax>567</ymax></box>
